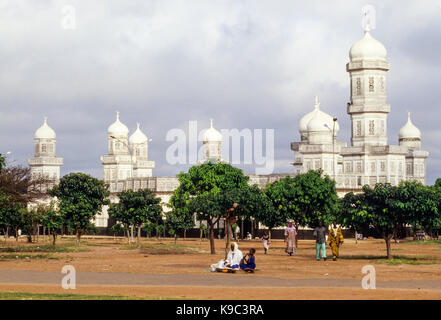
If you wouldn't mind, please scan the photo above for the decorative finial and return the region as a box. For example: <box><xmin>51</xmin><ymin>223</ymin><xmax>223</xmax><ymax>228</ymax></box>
<box><xmin>137</xmin><ymin>122</ymin><xmax>140</xmax><ymax>129</ymax></box>
<box><xmin>116</xmin><ymin>111</ymin><xmax>120</xmax><ymax>121</ymax></box>
<box><xmin>210</xmin><ymin>118</ymin><xmax>214</xmax><ymax>128</ymax></box>
<box><xmin>364</xmin><ymin>21</ymin><xmax>371</xmax><ymax>33</ymax></box>
<box><xmin>407</xmin><ymin>112</ymin><xmax>412</xmax><ymax>123</ymax></box>
<box><xmin>43</xmin><ymin>116</ymin><xmax>48</xmax><ymax>124</ymax></box>
<box><xmin>314</xmin><ymin>95</ymin><xmax>320</xmax><ymax>109</ymax></box>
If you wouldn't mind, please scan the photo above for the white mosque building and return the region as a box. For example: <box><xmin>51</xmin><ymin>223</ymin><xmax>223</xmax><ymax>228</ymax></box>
<box><xmin>291</xmin><ymin>25</ymin><xmax>428</xmax><ymax>195</ymax></box>
<box><xmin>28</xmin><ymin>23</ymin><xmax>428</xmax><ymax>228</ymax></box>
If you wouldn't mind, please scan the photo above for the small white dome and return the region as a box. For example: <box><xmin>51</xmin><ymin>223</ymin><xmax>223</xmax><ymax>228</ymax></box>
<box><xmin>307</xmin><ymin>112</ymin><xmax>331</xmax><ymax>132</ymax></box>
<box><xmin>35</xmin><ymin>117</ymin><xmax>56</xmax><ymax>139</ymax></box>
<box><xmin>108</xmin><ymin>111</ymin><xmax>129</xmax><ymax>136</ymax></box>
<box><xmin>301</xmin><ymin>96</ymin><xmax>339</xmax><ymax>134</ymax></box>
<box><xmin>349</xmin><ymin>26</ymin><xmax>387</xmax><ymax>61</ymax></box>
<box><xmin>129</xmin><ymin>123</ymin><xmax>148</xmax><ymax>144</ymax></box>
<box><xmin>399</xmin><ymin>112</ymin><xmax>421</xmax><ymax>140</ymax></box>
<box><xmin>203</xmin><ymin>119</ymin><xmax>222</xmax><ymax>142</ymax></box>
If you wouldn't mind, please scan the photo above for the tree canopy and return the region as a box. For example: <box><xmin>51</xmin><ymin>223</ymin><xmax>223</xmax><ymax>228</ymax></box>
<box><xmin>49</xmin><ymin>173</ymin><xmax>109</xmax><ymax>245</ymax></box>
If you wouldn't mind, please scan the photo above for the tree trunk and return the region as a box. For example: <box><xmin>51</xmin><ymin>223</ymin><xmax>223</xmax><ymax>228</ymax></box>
<box><xmin>385</xmin><ymin>235</ymin><xmax>392</xmax><ymax>259</ymax></box>
<box><xmin>208</xmin><ymin>223</ymin><xmax>215</xmax><ymax>254</ymax></box>
<box><xmin>130</xmin><ymin>225</ymin><xmax>134</xmax><ymax>242</ymax></box>
<box><xmin>174</xmin><ymin>234</ymin><xmax>177</xmax><ymax>245</ymax></box>
<box><xmin>76</xmin><ymin>230</ymin><xmax>81</xmax><ymax>246</ymax></box>
<box><xmin>127</xmin><ymin>229</ymin><xmax>131</xmax><ymax>244</ymax></box>
<box><xmin>184</xmin><ymin>230</ymin><xmax>187</xmax><ymax>241</ymax></box>
<box><xmin>225</xmin><ymin>218</ymin><xmax>234</xmax><ymax>260</ymax></box>
<box><xmin>52</xmin><ymin>233</ymin><xmax>57</xmax><ymax>246</ymax></box>
<box><xmin>200</xmin><ymin>228</ymin><xmax>202</xmax><ymax>243</ymax></box>
<box><xmin>43</xmin><ymin>226</ymin><xmax>46</xmax><ymax>243</ymax></box>
<box><xmin>295</xmin><ymin>224</ymin><xmax>299</xmax><ymax>248</ymax></box>
<box><xmin>240</xmin><ymin>219</ymin><xmax>244</xmax><ymax>240</ymax></box>
<box><xmin>137</xmin><ymin>226</ymin><xmax>141</xmax><ymax>248</ymax></box>
<box><xmin>268</xmin><ymin>228</ymin><xmax>272</xmax><ymax>240</ymax></box>
<box><xmin>355</xmin><ymin>230</ymin><xmax>358</xmax><ymax>244</ymax></box>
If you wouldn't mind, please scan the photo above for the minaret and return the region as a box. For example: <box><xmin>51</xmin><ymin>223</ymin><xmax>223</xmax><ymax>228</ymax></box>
<box><xmin>129</xmin><ymin>122</ymin><xmax>155</xmax><ymax>178</ymax></box>
<box><xmin>101</xmin><ymin>112</ymin><xmax>132</xmax><ymax>192</ymax></box>
<box><xmin>201</xmin><ymin>119</ymin><xmax>223</xmax><ymax>163</ymax></box>
<box><xmin>28</xmin><ymin>117</ymin><xmax>63</xmax><ymax>187</ymax></box>
<box><xmin>347</xmin><ymin>23</ymin><xmax>390</xmax><ymax>147</ymax></box>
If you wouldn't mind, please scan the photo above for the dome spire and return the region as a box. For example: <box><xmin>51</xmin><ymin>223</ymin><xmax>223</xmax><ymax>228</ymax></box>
<box><xmin>210</xmin><ymin>118</ymin><xmax>214</xmax><ymax>128</ymax></box>
<box><xmin>314</xmin><ymin>95</ymin><xmax>320</xmax><ymax>110</ymax></box>
<box><xmin>116</xmin><ymin>111</ymin><xmax>120</xmax><ymax>121</ymax></box>
<box><xmin>44</xmin><ymin>116</ymin><xmax>48</xmax><ymax>124</ymax></box>
<box><xmin>407</xmin><ymin>111</ymin><xmax>411</xmax><ymax>123</ymax></box>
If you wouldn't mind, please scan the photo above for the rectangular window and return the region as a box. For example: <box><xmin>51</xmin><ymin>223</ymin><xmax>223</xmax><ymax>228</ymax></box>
<box><xmin>381</xmin><ymin>161</ymin><xmax>386</xmax><ymax>172</ymax></box>
<box><xmin>41</xmin><ymin>144</ymin><xmax>47</xmax><ymax>153</ymax></box>
<box><xmin>356</xmin><ymin>121</ymin><xmax>361</xmax><ymax>136</ymax></box>
<box><xmin>369</xmin><ymin>77</ymin><xmax>374</xmax><ymax>92</ymax></box>
<box><xmin>315</xmin><ymin>160</ymin><xmax>320</xmax><ymax>169</ymax></box>
<box><xmin>48</xmin><ymin>144</ymin><xmax>54</xmax><ymax>153</ymax></box>
<box><xmin>356</xmin><ymin>78</ymin><xmax>361</xmax><ymax>95</ymax></box>
<box><xmin>371</xmin><ymin>162</ymin><xmax>376</xmax><ymax>174</ymax></box>
<box><xmin>369</xmin><ymin>120</ymin><xmax>375</xmax><ymax>135</ymax></box>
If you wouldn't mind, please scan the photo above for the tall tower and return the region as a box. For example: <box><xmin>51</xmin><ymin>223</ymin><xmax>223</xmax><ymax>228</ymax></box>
<box><xmin>129</xmin><ymin>122</ymin><xmax>155</xmax><ymax>178</ymax></box>
<box><xmin>201</xmin><ymin>119</ymin><xmax>223</xmax><ymax>163</ymax></box>
<box><xmin>347</xmin><ymin>24</ymin><xmax>390</xmax><ymax>147</ymax></box>
<box><xmin>100</xmin><ymin>112</ymin><xmax>132</xmax><ymax>192</ymax></box>
<box><xmin>28</xmin><ymin>117</ymin><xmax>63</xmax><ymax>187</ymax></box>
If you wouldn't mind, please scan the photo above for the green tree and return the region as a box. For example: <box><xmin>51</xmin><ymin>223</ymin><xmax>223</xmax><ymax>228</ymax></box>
<box><xmin>41</xmin><ymin>202</ymin><xmax>64</xmax><ymax>245</ymax></box>
<box><xmin>171</xmin><ymin>163</ymin><xmax>249</xmax><ymax>254</ymax></box>
<box><xmin>264</xmin><ymin>170</ymin><xmax>339</xmax><ymax>239</ymax></box>
<box><xmin>340</xmin><ymin>183</ymin><xmax>406</xmax><ymax>259</ymax></box>
<box><xmin>0</xmin><ymin>154</ymin><xmax>5</xmax><ymax>172</ymax></box>
<box><xmin>109</xmin><ymin>189</ymin><xmax>162</xmax><ymax>247</ymax></box>
<box><xmin>49</xmin><ymin>173</ymin><xmax>109</xmax><ymax>245</ymax></box>
<box><xmin>165</xmin><ymin>209</ymin><xmax>194</xmax><ymax>244</ymax></box>
<box><xmin>396</xmin><ymin>181</ymin><xmax>440</xmax><ymax>239</ymax></box>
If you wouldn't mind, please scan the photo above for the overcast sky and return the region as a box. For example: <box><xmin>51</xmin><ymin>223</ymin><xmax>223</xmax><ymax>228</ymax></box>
<box><xmin>0</xmin><ymin>0</ymin><xmax>440</xmax><ymax>184</ymax></box>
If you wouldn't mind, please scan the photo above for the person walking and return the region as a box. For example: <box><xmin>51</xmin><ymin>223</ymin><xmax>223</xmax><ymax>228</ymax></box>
<box><xmin>284</xmin><ymin>220</ymin><xmax>297</xmax><ymax>256</ymax></box>
<box><xmin>313</xmin><ymin>221</ymin><xmax>327</xmax><ymax>261</ymax></box>
<box><xmin>328</xmin><ymin>221</ymin><xmax>344</xmax><ymax>261</ymax></box>
<box><xmin>261</xmin><ymin>231</ymin><xmax>270</xmax><ymax>254</ymax></box>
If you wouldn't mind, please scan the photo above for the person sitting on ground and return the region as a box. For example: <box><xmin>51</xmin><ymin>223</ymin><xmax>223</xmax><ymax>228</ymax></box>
<box><xmin>240</xmin><ymin>248</ymin><xmax>256</xmax><ymax>272</ymax></box>
<box><xmin>210</xmin><ymin>242</ymin><xmax>243</xmax><ymax>272</ymax></box>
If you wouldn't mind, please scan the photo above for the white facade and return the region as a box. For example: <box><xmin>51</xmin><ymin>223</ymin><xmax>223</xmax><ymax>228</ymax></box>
<box><xmin>291</xmin><ymin>25</ymin><xmax>428</xmax><ymax>194</ymax></box>
<box><xmin>100</xmin><ymin>112</ymin><xmax>155</xmax><ymax>193</ymax></box>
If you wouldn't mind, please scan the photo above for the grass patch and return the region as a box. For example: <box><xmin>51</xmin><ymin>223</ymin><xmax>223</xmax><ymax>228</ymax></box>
<box><xmin>377</xmin><ymin>255</ymin><xmax>441</xmax><ymax>265</ymax></box>
<box><xmin>121</xmin><ymin>243</ymin><xmax>206</xmax><ymax>255</ymax></box>
<box><xmin>0</xmin><ymin>291</ymin><xmax>189</xmax><ymax>300</ymax></box>
<box><xmin>0</xmin><ymin>244</ymin><xmax>88</xmax><ymax>253</ymax></box>
<box><xmin>0</xmin><ymin>253</ymin><xmax>60</xmax><ymax>261</ymax></box>
<box><xmin>401</xmin><ymin>240</ymin><xmax>441</xmax><ymax>245</ymax></box>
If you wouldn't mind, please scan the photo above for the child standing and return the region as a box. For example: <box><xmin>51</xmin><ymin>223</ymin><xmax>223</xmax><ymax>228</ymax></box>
<box><xmin>261</xmin><ymin>231</ymin><xmax>270</xmax><ymax>254</ymax></box>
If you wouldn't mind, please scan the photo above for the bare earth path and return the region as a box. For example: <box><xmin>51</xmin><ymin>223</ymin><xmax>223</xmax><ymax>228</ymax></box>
<box><xmin>2</xmin><ymin>269</ymin><xmax>441</xmax><ymax>290</ymax></box>
<box><xmin>1</xmin><ymin>237</ymin><xmax>441</xmax><ymax>299</ymax></box>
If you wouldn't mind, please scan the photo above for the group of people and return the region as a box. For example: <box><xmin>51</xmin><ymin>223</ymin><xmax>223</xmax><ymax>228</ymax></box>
<box><xmin>261</xmin><ymin>220</ymin><xmax>344</xmax><ymax>261</ymax></box>
<box><xmin>210</xmin><ymin>242</ymin><xmax>256</xmax><ymax>273</ymax></box>
<box><xmin>209</xmin><ymin>220</ymin><xmax>344</xmax><ymax>274</ymax></box>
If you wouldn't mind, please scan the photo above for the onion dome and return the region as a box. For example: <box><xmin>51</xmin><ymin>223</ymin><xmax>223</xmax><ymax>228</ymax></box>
<box><xmin>349</xmin><ymin>24</ymin><xmax>387</xmax><ymax>61</ymax></box>
<box><xmin>203</xmin><ymin>119</ymin><xmax>222</xmax><ymax>142</ymax></box>
<box><xmin>399</xmin><ymin>112</ymin><xmax>421</xmax><ymax>140</ymax></box>
<box><xmin>129</xmin><ymin>122</ymin><xmax>148</xmax><ymax>144</ymax></box>
<box><xmin>35</xmin><ymin>117</ymin><xmax>56</xmax><ymax>139</ymax></box>
<box><xmin>301</xmin><ymin>96</ymin><xmax>339</xmax><ymax>134</ymax></box>
<box><xmin>108</xmin><ymin>111</ymin><xmax>129</xmax><ymax>136</ymax></box>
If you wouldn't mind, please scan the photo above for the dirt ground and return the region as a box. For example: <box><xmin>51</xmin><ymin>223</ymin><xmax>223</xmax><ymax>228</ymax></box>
<box><xmin>0</xmin><ymin>236</ymin><xmax>441</xmax><ymax>299</ymax></box>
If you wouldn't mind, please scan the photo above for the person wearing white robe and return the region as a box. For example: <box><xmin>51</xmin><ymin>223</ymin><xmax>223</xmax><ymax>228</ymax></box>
<box><xmin>210</xmin><ymin>242</ymin><xmax>243</xmax><ymax>271</ymax></box>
